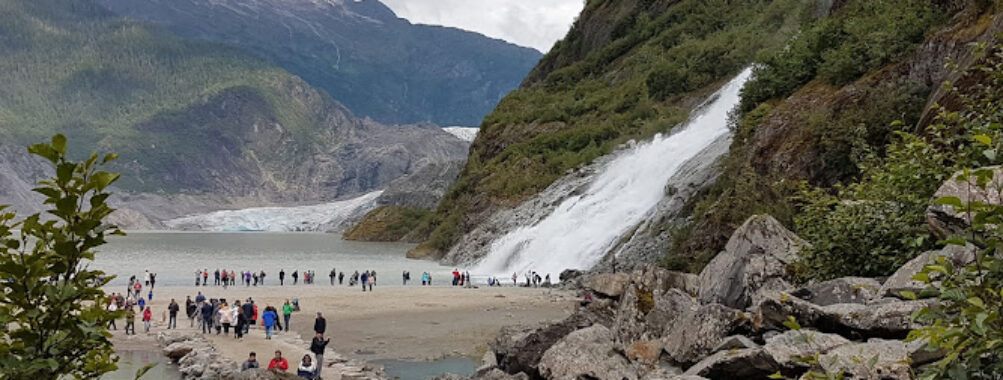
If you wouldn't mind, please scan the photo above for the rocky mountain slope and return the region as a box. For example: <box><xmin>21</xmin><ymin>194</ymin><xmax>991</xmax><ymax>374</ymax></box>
<box><xmin>0</xmin><ymin>0</ymin><xmax>469</xmax><ymax>227</ymax></box>
<box><xmin>95</xmin><ymin>0</ymin><xmax>542</xmax><ymax>126</ymax></box>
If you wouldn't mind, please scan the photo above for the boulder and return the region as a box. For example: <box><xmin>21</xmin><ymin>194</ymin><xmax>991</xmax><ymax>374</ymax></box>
<box><xmin>559</xmin><ymin>269</ymin><xmax>584</xmax><ymax>285</ymax></box>
<box><xmin>819</xmin><ymin>339</ymin><xmax>914</xmax><ymax>379</ymax></box>
<box><xmin>790</xmin><ymin>277</ymin><xmax>880</xmax><ymax>306</ymax></box>
<box><xmin>538</xmin><ymin>325</ymin><xmax>639</xmax><ymax>380</ymax></box>
<box><xmin>763</xmin><ymin>329</ymin><xmax>849</xmax><ymax>371</ymax></box>
<box><xmin>491</xmin><ymin>311</ymin><xmax>610</xmax><ymax>378</ymax></box>
<box><xmin>235</xmin><ymin>368</ymin><xmax>303</xmax><ymax>379</ymax></box>
<box><xmin>681</xmin><ymin>348</ymin><xmax>779</xmax><ymax>379</ymax></box>
<box><xmin>663</xmin><ymin>303</ymin><xmax>750</xmax><ymax>365</ymax></box>
<box><xmin>698</xmin><ymin>215</ymin><xmax>808</xmax><ymax>309</ymax></box>
<box><xmin>639</xmin><ymin>367</ymin><xmax>684</xmax><ymax>379</ymax></box>
<box><xmin>755</xmin><ymin>292</ymin><xmax>929</xmax><ymax>339</ymax></box>
<box><xmin>613</xmin><ymin>287</ymin><xmax>697</xmax><ymax>347</ymax></box>
<box><xmin>712</xmin><ymin>335</ymin><xmax>759</xmax><ymax>352</ymax></box>
<box><xmin>626</xmin><ymin>340</ymin><xmax>664</xmax><ymax>365</ymax></box>
<box><xmin>927</xmin><ymin>166</ymin><xmax>1003</xmax><ymax>239</ymax></box>
<box><xmin>162</xmin><ymin>340</ymin><xmax>199</xmax><ymax>360</ymax></box>
<box><xmin>583</xmin><ymin>272</ymin><xmax>631</xmax><ymax>298</ymax></box>
<box><xmin>478</xmin><ymin>349</ymin><xmax>498</xmax><ymax>373</ymax></box>
<box><xmin>879</xmin><ymin>244</ymin><xmax>975</xmax><ymax>299</ymax></box>
<box><xmin>633</xmin><ymin>264</ymin><xmax>700</xmax><ymax>296</ymax></box>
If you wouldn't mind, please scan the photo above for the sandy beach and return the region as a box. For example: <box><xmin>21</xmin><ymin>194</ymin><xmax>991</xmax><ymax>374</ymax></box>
<box><xmin>109</xmin><ymin>283</ymin><xmax>576</xmax><ymax>374</ymax></box>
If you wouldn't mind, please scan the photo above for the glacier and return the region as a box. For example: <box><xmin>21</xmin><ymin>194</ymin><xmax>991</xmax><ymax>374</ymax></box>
<box><xmin>164</xmin><ymin>191</ymin><xmax>383</xmax><ymax>232</ymax></box>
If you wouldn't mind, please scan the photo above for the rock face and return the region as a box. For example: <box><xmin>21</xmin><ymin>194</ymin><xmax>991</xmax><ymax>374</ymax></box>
<box><xmin>763</xmin><ymin>329</ymin><xmax>849</xmax><ymax>371</ymax></box>
<box><xmin>819</xmin><ymin>339</ymin><xmax>914</xmax><ymax>379</ymax></box>
<box><xmin>370</xmin><ymin>161</ymin><xmax>466</xmax><ymax>210</ymax></box>
<box><xmin>926</xmin><ymin>166</ymin><xmax>1003</xmax><ymax>238</ymax></box>
<box><xmin>662</xmin><ymin>304</ymin><xmax>749</xmax><ymax>365</ymax></box>
<box><xmin>538</xmin><ymin>325</ymin><xmax>639</xmax><ymax>380</ymax></box>
<box><xmin>879</xmin><ymin>244</ymin><xmax>975</xmax><ymax>298</ymax></box>
<box><xmin>681</xmin><ymin>348</ymin><xmax>778</xmax><ymax>379</ymax></box>
<box><xmin>791</xmin><ymin>277</ymin><xmax>881</xmax><ymax>306</ymax></box>
<box><xmin>491</xmin><ymin>311</ymin><xmax>611</xmax><ymax>378</ymax></box>
<box><xmin>583</xmin><ymin>273</ymin><xmax>632</xmax><ymax>298</ymax></box>
<box><xmin>698</xmin><ymin>215</ymin><xmax>809</xmax><ymax>309</ymax></box>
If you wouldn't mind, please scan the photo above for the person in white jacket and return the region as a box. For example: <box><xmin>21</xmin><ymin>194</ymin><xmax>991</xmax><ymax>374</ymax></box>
<box><xmin>218</xmin><ymin>303</ymin><xmax>234</xmax><ymax>334</ymax></box>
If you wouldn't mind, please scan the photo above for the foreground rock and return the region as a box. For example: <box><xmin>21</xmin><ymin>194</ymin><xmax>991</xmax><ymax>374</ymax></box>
<box><xmin>791</xmin><ymin>277</ymin><xmax>880</xmax><ymax>306</ymax></box>
<box><xmin>538</xmin><ymin>325</ymin><xmax>638</xmax><ymax>380</ymax></box>
<box><xmin>879</xmin><ymin>244</ymin><xmax>975</xmax><ymax>299</ymax></box>
<box><xmin>698</xmin><ymin>215</ymin><xmax>809</xmax><ymax>309</ymax></box>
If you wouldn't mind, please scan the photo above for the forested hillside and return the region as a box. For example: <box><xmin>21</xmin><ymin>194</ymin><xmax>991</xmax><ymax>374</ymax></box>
<box><xmin>96</xmin><ymin>0</ymin><xmax>542</xmax><ymax>126</ymax></box>
<box><xmin>413</xmin><ymin>0</ymin><xmax>819</xmax><ymax>258</ymax></box>
<box><xmin>0</xmin><ymin>0</ymin><xmax>468</xmax><ymax>211</ymax></box>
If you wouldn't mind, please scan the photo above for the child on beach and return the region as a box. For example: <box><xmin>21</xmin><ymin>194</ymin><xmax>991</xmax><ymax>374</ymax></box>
<box><xmin>142</xmin><ymin>307</ymin><xmax>152</xmax><ymax>332</ymax></box>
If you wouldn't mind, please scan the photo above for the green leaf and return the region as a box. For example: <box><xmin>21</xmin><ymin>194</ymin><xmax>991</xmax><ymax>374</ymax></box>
<box><xmin>134</xmin><ymin>362</ymin><xmax>157</xmax><ymax>380</ymax></box>
<box><xmin>974</xmin><ymin>134</ymin><xmax>992</xmax><ymax>145</ymax></box>
<box><xmin>51</xmin><ymin>134</ymin><xmax>67</xmax><ymax>154</ymax></box>
<box><xmin>90</xmin><ymin>172</ymin><xmax>120</xmax><ymax>191</ymax></box>
<box><xmin>900</xmin><ymin>291</ymin><xmax>918</xmax><ymax>300</ymax></box>
<box><xmin>935</xmin><ymin>196</ymin><xmax>964</xmax><ymax>209</ymax></box>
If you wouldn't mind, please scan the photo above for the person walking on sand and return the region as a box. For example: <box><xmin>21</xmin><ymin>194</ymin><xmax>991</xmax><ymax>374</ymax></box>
<box><xmin>268</xmin><ymin>350</ymin><xmax>289</xmax><ymax>372</ymax></box>
<box><xmin>219</xmin><ymin>302</ymin><xmax>233</xmax><ymax>334</ymax></box>
<box><xmin>279</xmin><ymin>269</ymin><xmax>285</xmax><ymax>286</ymax></box>
<box><xmin>313</xmin><ymin>312</ymin><xmax>326</xmax><ymax>335</ymax></box>
<box><xmin>283</xmin><ymin>300</ymin><xmax>293</xmax><ymax>332</ymax></box>
<box><xmin>200</xmin><ymin>301</ymin><xmax>213</xmax><ymax>334</ymax></box>
<box><xmin>310</xmin><ymin>333</ymin><xmax>329</xmax><ymax>379</ymax></box>
<box><xmin>242</xmin><ymin>300</ymin><xmax>254</xmax><ymax>334</ymax></box>
<box><xmin>297</xmin><ymin>354</ymin><xmax>317</xmax><ymax>379</ymax></box>
<box><xmin>106</xmin><ymin>300</ymin><xmax>118</xmax><ymax>330</ymax></box>
<box><xmin>360</xmin><ymin>271</ymin><xmax>368</xmax><ymax>292</ymax></box>
<box><xmin>235</xmin><ymin>305</ymin><xmax>247</xmax><ymax>339</ymax></box>
<box><xmin>292</xmin><ymin>270</ymin><xmax>299</xmax><ymax>285</ymax></box>
<box><xmin>262</xmin><ymin>306</ymin><xmax>277</xmax><ymax>340</ymax></box>
<box><xmin>202</xmin><ymin>269</ymin><xmax>208</xmax><ymax>286</ymax></box>
<box><xmin>367</xmin><ymin>271</ymin><xmax>375</xmax><ymax>291</ymax></box>
<box><xmin>338</xmin><ymin>271</ymin><xmax>344</xmax><ymax>285</ymax></box>
<box><xmin>330</xmin><ymin>268</ymin><xmax>336</xmax><ymax>285</ymax></box>
<box><xmin>142</xmin><ymin>306</ymin><xmax>152</xmax><ymax>333</ymax></box>
<box><xmin>242</xmin><ymin>352</ymin><xmax>259</xmax><ymax>371</ymax></box>
<box><xmin>124</xmin><ymin>306</ymin><xmax>136</xmax><ymax>335</ymax></box>
<box><xmin>168</xmin><ymin>299</ymin><xmax>179</xmax><ymax>329</ymax></box>
<box><xmin>150</xmin><ymin>273</ymin><xmax>156</xmax><ymax>289</ymax></box>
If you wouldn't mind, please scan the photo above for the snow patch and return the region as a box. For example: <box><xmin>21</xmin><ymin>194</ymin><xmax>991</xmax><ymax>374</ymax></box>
<box><xmin>443</xmin><ymin>127</ymin><xmax>479</xmax><ymax>142</ymax></box>
<box><xmin>164</xmin><ymin>191</ymin><xmax>383</xmax><ymax>232</ymax></box>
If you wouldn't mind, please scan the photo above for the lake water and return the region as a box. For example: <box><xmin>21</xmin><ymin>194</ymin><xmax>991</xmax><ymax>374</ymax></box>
<box><xmin>96</xmin><ymin>232</ymin><xmax>458</xmax><ymax>288</ymax></box>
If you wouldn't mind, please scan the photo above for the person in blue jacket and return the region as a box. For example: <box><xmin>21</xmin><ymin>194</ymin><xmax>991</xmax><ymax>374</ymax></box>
<box><xmin>262</xmin><ymin>306</ymin><xmax>278</xmax><ymax>340</ymax></box>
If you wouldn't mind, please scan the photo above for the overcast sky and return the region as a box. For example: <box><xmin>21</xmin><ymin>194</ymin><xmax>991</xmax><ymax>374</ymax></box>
<box><xmin>380</xmin><ymin>0</ymin><xmax>585</xmax><ymax>53</ymax></box>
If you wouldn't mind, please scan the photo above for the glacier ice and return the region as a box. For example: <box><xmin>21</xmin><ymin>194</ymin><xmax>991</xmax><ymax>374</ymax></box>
<box><xmin>164</xmin><ymin>191</ymin><xmax>382</xmax><ymax>232</ymax></box>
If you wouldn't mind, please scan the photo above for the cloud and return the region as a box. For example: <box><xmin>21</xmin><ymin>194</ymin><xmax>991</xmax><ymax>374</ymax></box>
<box><xmin>379</xmin><ymin>0</ymin><xmax>584</xmax><ymax>52</ymax></box>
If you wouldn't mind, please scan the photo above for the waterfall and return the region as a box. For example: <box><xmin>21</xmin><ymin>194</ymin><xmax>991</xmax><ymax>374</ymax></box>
<box><xmin>472</xmin><ymin>68</ymin><xmax>753</xmax><ymax>279</ymax></box>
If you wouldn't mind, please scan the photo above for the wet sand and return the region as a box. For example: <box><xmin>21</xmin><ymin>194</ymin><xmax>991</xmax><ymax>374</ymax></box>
<box><xmin>109</xmin><ymin>284</ymin><xmax>575</xmax><ymax>367</ymax></box>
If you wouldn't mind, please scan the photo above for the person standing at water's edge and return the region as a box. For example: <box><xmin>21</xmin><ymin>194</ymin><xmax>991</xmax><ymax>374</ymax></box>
<box><xmin>292</xmin><ymin>270</ymin><xmax>298</xmax><ymax>285</ymax></box>
<box><xmin>279</xmin><ymin>269</ymin><xmax>285</xmax><ymax>286</ymax></box>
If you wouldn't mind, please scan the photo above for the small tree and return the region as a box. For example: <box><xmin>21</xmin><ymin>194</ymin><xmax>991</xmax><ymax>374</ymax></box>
<box><xmin>0</xmin><ymin>134</ymin><xmax>124</xmax><ymax>378</ymax></box>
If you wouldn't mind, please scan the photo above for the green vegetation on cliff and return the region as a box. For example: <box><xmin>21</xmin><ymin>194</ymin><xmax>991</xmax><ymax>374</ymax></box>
<box><xmin>344</xmin><ymin>206</ymin><xmax>434</xmax><ymax>243</ymax></box>
<box><xmin>419</xmin><ymin>0</ymin><xmax>818</xmax><ymax>257</ymax></box>
<box><xmin>671</xmin><ymin>0</ymin><xmax>996</xmax><ymax>275</ymax></box>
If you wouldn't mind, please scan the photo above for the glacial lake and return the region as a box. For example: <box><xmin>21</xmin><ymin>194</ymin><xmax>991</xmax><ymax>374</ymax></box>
<box><xmin>95</xmin><ymin>232</ymin><xmax>458</xmax><ymax>288</ymax></box>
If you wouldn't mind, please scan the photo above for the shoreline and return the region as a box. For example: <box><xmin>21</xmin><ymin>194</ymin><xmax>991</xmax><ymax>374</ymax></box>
<box><xmin>110</xmin><ymin>284</ymin><xmax>575</xmax><ymax>374</ymax></box>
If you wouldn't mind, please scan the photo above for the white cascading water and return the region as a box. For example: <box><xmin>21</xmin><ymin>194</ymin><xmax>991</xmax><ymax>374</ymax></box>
<box><xmin>472</xmin><ymin>68</ymin><xmax>753</xmax><ymax>279</ymax></box>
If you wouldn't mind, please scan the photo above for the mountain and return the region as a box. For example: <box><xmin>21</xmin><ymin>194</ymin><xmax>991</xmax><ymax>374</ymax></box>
<box><xmin>411</xmin><ymin>0</ymin><xmax>820</xmax><ymax>260</ymax></box>
<box><xmin>94</xmin><ymin>0</ymin><xmax>543</xmax><ymax>126</ymax></box>
<box><xmin>0</xmin><ymin>0</ymin><xmax>470</xmax><ymax>226</ymax></box>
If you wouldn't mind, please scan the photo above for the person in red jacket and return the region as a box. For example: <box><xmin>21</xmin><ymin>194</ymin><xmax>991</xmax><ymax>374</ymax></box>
<box><xmin>268</xmin><ymin>350</ymin><xmax>289</xmax><ymax>371</ymax></box>
<box><xmin>142</xmin><ymin>307</ymin><xmax>153</xmax><ymax>332</ymax></box>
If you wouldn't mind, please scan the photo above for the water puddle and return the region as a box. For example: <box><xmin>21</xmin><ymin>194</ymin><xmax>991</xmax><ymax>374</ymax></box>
<box><xmin>373</xmin><ymin>357</ymin><xmax>477</xmax><ymax>380</ymax></box>
<box><xmin>102</xmin><ymin>350</ymin><xmax>181</xmax><ymax>380</ymax></box>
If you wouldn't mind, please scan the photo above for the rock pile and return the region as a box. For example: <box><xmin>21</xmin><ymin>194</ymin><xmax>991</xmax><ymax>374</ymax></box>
<box><xmin>442</xmin><ymin>213</ymin><xmax>965</xmax><ymax>379</ymax></box>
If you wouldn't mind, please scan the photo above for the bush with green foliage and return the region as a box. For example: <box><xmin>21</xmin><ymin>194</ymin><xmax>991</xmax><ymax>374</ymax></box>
<box><xmin>741</xmin><ymin>0</ymin><xmax>948</xmax><ymax>111</ymax></box>
<box><xmin>0</xmin><ymin>135</ymin><xmax>124</xmax><ymax>378</ymax></box>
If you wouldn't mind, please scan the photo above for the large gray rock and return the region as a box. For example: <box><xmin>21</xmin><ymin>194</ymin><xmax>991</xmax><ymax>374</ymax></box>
<box><xmin>791</xmin><ymin>277</ymin><xmax>880</xmax><ymax>306</ymax></box>
<box><xmin>927</xmin><ymin>166</ymin><xmax>1003</xmax><ymax>238</ymax></box>
<box><xmin>613</xmin><ymin>288</ymin><xmax>697</xmax><ymax>348</ymax></box>
<box><xmin>663</xmin><ymin>304</ymin><xmax>750</xmax><ymax>365</ymax></box>
<box><xmin>698</xmin><ymin>215</ymin><xmax>808</xmax><ymax>309</ymax></box>
<box><xmin>755</xmin><ymin>292</ymin><xmax>928</xmax><ymax>339</ymax></box>
<box><xmin>763</xmin><ymin>329</ymin><xmax>849</xmax><ymax>371</ymax></box>
<box><xmin>491</xmin><ymin>311</ymin><xmax>610</xmax><ymax>378</ymax></box>
<box><xmin>681</xmin><ymin>348</ymin><xmax>778</xmax><ymax>379</ymax></box>
<box><xmin>235</xmin><ymin>368</ymin><xmax>302</xmax><ymax>379</ymax></box>
<box><xmin>163</xmin><ymin>340</ymin><xmax>199</xmax><ymax>360</ymax></box>
<box><xmin>819</xmin><ymin>339</ymin><xmax>914</xmax><ymax>379</ymax></box>
<box><xmin>538</xmin><ymin>325</ymin><xmax>639</xmax><ymax>380</ymax></box>
<box><xmin>879</xmin><ymin>244</ymin><xmax>975</xmax><ymax>299</ymax></box>
<box><xmin>583</xmin><ymin>272</ymin><xmax>632</xmax><ymax>298</ymax></box>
